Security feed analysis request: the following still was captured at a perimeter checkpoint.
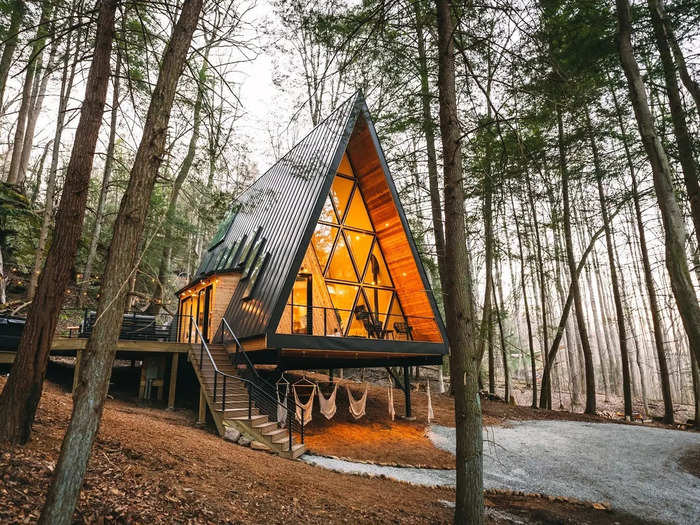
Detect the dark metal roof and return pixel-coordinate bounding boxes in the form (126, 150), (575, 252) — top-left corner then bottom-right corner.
(194, 91), (361, 339)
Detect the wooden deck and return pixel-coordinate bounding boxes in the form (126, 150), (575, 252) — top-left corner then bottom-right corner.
(50, 337), (191, 353)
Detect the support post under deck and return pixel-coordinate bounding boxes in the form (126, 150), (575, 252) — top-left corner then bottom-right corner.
(403, 365), (411, 418)
(197, 385), (206, 425)
(168, 352), (179, 409)
(72, 349), (82, 393)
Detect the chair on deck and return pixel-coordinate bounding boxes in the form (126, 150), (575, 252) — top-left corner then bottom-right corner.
(393, 321), (413, 341)
(354, 305), (391, 339)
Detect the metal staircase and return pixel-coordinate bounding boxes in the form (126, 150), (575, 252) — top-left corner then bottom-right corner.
(186, 317), (306, 459)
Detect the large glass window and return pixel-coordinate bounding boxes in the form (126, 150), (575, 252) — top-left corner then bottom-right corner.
(283, 151), (414, 339)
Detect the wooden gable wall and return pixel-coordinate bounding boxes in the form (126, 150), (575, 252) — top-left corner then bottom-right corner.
(346, 116), (443, 343)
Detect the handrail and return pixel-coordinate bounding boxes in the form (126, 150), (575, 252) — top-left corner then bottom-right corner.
(219, 317), (306, 440)
(188, 315), (304, 448)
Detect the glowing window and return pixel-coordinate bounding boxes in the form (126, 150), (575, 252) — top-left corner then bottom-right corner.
(311, 223), (338, 272)
(344, 188), (373, 231)
(329, 175), (353, 222)
(326, 233), (357, 282)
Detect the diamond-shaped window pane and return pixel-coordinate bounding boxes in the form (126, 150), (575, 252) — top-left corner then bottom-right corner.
(338, 153), (354, 177)
(319, 195), (338, 223)
(326, 233), (358, 281)
(311, 224), (338, 271)
(364, 287), (393, 327)
(345, 188), (373, 231)
(326, 282), (358, 334)
(346, 231), (373, 278)
(330, 175), (354, 222)
(347, 290), (369, 337)
(363, 243), (392, 287)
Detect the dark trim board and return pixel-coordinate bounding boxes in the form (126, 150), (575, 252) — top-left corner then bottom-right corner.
(267, 333), (447, 355)
(278, 355), (442, 370)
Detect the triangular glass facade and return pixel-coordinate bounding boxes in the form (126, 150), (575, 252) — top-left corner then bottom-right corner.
(285, 152), (406, 338)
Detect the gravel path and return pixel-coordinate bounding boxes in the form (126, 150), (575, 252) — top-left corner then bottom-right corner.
(304, 420), (700, 524)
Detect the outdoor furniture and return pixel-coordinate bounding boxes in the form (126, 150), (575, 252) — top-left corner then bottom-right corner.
(355, 305), (391, 339)
(393, 322), (413, 340)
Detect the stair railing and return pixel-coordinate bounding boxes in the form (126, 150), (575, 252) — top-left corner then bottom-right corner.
(219, 317), (305, 447)
(188, 316), (304, 450)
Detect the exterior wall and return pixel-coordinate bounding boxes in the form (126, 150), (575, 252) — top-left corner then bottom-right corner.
(177, 273), (241, 341)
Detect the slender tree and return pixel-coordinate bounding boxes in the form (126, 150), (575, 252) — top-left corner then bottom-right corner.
(0, 0), (117, 444)
(39, 2), (203, 522)
(435, 0), (483, 521)
(616, 0), (700, 368)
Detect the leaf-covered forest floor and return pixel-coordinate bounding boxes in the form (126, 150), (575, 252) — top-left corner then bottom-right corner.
(0, 369), (663, 524)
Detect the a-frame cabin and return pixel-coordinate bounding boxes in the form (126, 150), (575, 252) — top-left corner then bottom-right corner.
(177, 91), (446, 367)
(175, 92), (447, 456)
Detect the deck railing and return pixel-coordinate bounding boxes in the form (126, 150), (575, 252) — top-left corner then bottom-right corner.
(186, 315), (304, 449)
(220, 317), (305, 444)
(281, 303), (436, 341)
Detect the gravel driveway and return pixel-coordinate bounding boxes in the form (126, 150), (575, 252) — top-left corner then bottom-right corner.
(304, 420), (700, 524)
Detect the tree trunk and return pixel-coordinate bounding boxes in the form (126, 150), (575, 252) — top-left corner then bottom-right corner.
(30, 139), (52, 206)
(0, 0), (24, 115)
(493, 263), (510, 402)
(435, 1), (483, 521)
(80, 49), (122, 307)
(549, 201), (581, 409)
(556, 108), (596, 414)
(616, 0), (700, 368)
(6, 2), (52, 186)
(659, 3), (700, 114)
(17, 38), (58, 188)
(609, 82), (674, 423)
(647, 0), (700, 249)
(27, 21), (83, 301)
(585, 108), (632, 418)
(524, 167), (549, 400)
(511, 190), (537, 406)
(0, 0), (116, 444)
(39, 3), (202, 523)
(149, 49), (208, 312)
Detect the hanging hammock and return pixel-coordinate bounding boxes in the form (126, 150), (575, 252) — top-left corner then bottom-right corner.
(346, 383), (368, 420)
(426, 378), (434, 424)
(293, 382), (316, 425)
(276, 374), (290, 427)
(317, 383), (338, 420)
(388, 382), (395, 421)
(277, 383), (289, 427)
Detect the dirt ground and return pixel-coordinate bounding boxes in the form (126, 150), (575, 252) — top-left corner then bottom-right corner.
(296, 371), (611, 469)
(0, 372), (657, 524)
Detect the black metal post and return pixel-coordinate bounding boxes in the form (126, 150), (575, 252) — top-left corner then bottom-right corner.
(248, 390), (252, 420)
(403, 365), (412, 418)
(222, 375), (226, 411)
(214, 373), (217, 403)
(329, 368), (334, 383)
(301, 409), (304, 443)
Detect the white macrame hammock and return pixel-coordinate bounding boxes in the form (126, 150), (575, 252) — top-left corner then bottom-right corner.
(277, 383), (288, 427)
(346, 384), (368, 420)
(426, 378), (434, 423)
(318, 383), (338, 420)
(293, 384), (316, 425)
